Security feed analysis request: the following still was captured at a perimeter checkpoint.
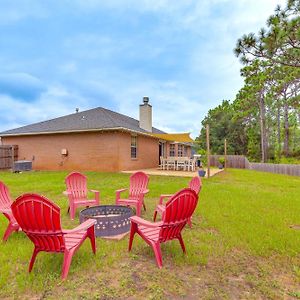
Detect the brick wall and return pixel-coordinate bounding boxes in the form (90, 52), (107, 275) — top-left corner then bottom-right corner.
(2, 131), (160, 172)
(118, 132), (159, 170)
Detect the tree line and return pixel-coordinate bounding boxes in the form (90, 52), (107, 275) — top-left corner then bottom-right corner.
(197, 0), (300, 163)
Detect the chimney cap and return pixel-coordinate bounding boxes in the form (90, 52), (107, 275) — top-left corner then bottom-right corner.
(143, 96), (149, 104)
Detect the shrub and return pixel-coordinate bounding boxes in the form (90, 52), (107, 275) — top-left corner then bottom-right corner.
(218, 156), (225, 165)
(197, 149), (207, 167)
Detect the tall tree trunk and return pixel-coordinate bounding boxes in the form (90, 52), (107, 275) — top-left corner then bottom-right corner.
(283, 97), (290, 156)
(277, 105), (281, 158)
(259, 91), (268, 162)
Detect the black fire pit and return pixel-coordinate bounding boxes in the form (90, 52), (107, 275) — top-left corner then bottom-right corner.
(79, 205), (133, 237)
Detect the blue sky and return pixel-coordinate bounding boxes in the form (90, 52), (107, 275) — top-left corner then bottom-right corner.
(0, 0), (286, 137)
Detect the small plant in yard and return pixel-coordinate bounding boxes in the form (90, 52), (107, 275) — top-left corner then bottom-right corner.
(196, 149), (207, 177)
(218, 156), (225, 169)
(197, 149), (207, 168)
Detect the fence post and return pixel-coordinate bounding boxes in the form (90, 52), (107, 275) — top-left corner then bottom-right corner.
(11, 146), (15, 169)
(224, 139), (227, 170)
(206, 124), (210, 178)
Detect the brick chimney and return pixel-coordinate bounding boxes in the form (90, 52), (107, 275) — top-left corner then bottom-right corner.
(139, 96), (152, 132)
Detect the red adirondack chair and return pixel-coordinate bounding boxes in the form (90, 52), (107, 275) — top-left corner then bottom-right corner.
(115, 171), (149, 216)
(153, 176), (202, 227)
(11, 193), (97, 279)
(64, 172), (100, 220)
(0, 181), (20, 241)
(129, 188), (198, 268)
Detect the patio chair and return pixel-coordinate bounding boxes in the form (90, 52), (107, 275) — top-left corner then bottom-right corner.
(186, 157), (197, 171)
(115, 171), (149, 217)
(64, 172), (100, 220)
(176, 157), (189, 171)
(129, 188), (198, 268)
(153, 176), (202, 227)
(11, 193), (97, 279)
(0, 181), (20, 241)
(166, 157), (176, 170)
(159, 156), (166, 170)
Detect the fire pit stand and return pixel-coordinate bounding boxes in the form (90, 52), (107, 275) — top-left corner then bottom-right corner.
(79, 205), (133, 237)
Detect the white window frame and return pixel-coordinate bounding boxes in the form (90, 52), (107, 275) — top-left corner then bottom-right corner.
(131, 135), (138, 159)
(184, 145), (188, 157)
(178, 144), (184, 157)
(169, 144), (175, 157)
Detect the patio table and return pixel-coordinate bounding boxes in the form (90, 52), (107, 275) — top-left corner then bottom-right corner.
(162, 157), (196, 171)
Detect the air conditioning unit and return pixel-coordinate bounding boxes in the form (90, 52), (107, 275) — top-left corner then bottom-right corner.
(13, 160), (32, 172)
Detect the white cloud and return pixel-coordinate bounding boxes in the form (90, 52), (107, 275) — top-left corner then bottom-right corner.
(0, 72), (46, 100)
(0, 0), (48, 24)
(0, 83), (89, 131)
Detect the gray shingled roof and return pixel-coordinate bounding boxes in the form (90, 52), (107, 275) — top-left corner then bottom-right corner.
(0, 107), (165, 136)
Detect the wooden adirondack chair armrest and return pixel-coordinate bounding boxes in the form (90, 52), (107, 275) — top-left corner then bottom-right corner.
(130, 216), (162, 228)
(141, 189), (149, 195)
(115, 188), (128, 198)
(63, 191), (72, 196)
(90, 189), (100, 203)
(0, 208), (11, 214)
(158, 194), (173, 205)
(116, 188), (127, 193)
(63, 219), (97, 234)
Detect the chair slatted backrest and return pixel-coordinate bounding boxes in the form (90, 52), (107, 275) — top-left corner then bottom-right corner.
(11, 194), (65, 252)
(159, 188), (198, 242)
(0, 181), (12, 210)
(159, 156), (165, 166)
(168, 157), (176, 162)
(129, 172), (149, 199)
(189, 177), (202, 194)
(179, 156), (189, 162)
(65, 172), (87, 200)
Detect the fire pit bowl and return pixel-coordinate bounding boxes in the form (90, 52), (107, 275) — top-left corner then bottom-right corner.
(79, 205), (134, 237)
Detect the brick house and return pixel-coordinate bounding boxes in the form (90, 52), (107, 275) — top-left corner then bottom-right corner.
(0, 97), (192, 172)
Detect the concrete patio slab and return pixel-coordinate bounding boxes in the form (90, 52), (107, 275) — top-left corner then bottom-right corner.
(121, 168), (224, 178)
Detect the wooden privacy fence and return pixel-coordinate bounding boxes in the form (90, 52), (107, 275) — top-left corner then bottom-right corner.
(209, 155), (247, 169)
(210, 154), (300, 177)
(0, 145), (18, 169)
(247, 162), (300, 177)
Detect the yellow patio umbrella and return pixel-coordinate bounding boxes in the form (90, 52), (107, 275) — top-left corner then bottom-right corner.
(151, 133), (194, 143)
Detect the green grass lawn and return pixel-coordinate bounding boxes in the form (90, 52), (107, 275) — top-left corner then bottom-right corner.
(0, 169), (300, 299)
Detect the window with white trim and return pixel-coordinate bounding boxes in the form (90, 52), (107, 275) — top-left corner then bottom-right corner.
(131, 135), (137, 158)
(178, 144), (184, 157)
(169, 144), (175, 157)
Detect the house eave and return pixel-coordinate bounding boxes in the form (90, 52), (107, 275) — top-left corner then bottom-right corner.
(0, 127), (161, 139)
